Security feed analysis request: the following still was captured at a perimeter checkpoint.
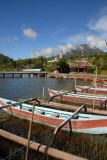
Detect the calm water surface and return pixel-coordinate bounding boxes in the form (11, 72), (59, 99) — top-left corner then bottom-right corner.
(0, 76), (92, 101)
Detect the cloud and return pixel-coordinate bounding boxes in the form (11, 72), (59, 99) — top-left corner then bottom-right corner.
(56, 27), (68, 34)
(23, 28), (37, 39)
(58, 44), (75, 54)
(31, 47), (59, 58)
(87, 35), (107, 48)
(86, 6), (107, 49)
(62, 32), (87, 44)
(88, 16), (107, 32)
(1, 36), (18, 42)
(31, 43), (80, 58)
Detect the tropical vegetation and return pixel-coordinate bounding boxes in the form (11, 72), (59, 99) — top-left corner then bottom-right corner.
(0, 52), (107, 74)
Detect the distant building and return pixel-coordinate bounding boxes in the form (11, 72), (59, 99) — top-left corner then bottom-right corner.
(54, 66), (61, 73)
(47, 57), (58, 64)
(60, 51), (63, 59)
(77, 62), (93, 73)
(68, 62), (93, 73)
(23, 68), (45, 72)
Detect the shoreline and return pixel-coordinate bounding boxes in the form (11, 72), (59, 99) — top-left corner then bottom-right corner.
(47, 72), (107, 79)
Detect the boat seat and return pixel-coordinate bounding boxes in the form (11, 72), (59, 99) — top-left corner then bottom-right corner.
(29, 109), (32, 112)
(7, 101), (12, 104)
(37, 110), (45, 115)
(52, 113), (59, 118)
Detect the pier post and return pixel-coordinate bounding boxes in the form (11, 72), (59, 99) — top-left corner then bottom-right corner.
(38, 73), (40, 77)
(28, 74), (31, 77)
(20, 74), (23, 78)
(3, 74), (6, 78)
(12, 73), (15, 78)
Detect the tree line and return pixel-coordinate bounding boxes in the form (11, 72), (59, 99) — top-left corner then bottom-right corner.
(0, 52), (107, 74)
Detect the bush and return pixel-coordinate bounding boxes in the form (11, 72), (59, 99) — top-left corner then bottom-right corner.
(88, 67), (96, 73)
(45, 66), (54, 72)
(57, 59), (70, 73)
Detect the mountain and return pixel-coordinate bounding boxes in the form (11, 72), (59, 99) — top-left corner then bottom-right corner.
(63, 44), (104, 58)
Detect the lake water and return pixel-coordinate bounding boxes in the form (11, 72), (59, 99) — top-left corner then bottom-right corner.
(0, 76), (92, 101)
(0, 76), (107, 160)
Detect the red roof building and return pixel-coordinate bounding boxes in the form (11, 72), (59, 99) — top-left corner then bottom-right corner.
(69, 62), (94, 73)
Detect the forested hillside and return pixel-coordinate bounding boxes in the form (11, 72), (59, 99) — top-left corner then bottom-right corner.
(0, 52), (107, 74)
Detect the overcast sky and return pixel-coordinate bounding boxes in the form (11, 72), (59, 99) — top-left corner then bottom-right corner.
(0, 0), (107, 59)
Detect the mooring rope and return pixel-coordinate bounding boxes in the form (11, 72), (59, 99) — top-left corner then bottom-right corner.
(3, 133), (54, 160)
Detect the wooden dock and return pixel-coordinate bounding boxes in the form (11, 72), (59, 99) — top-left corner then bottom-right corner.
(0, 71), (47, 78)
(0, 129), (86, 160)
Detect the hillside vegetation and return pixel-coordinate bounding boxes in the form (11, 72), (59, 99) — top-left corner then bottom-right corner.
(0, 52), (107, 74)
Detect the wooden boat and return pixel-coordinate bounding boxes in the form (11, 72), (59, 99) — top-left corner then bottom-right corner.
(104, 81), (107, 85)
(48, 88), (107, 105)
(76, 85), (107, 94)
(92, 82), (107, 89)
(0, 97), (107, 134)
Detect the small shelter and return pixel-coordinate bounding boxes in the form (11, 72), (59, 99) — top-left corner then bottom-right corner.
(77, 62), (93, 73)
(69, 62), (93, 73)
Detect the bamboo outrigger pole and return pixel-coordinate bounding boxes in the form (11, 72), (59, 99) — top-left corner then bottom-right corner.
(0, 129), (85, 160)
(93, 67), (97, 109)
(48, 89), (76, 103)
(0, 97), (40, 110)
(43, 86), (44, 102)
(75, 78), (76, 91)
(45, 104), (87, 154)
(25, 101), (36, 160)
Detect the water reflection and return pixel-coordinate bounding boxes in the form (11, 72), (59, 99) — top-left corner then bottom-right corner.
(0, 77), (92, 101)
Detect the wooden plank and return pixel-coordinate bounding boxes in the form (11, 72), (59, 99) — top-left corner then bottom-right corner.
(0, 129), (86, 160)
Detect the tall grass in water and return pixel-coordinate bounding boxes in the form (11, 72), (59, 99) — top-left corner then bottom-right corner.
(0, 115), (107, 160)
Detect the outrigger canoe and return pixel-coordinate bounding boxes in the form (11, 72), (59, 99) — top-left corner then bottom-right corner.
(0, 97), (107, 134)
(92, 83), (107, 89)
(76, 85), (107, 94)
(48, 89), (107, 105)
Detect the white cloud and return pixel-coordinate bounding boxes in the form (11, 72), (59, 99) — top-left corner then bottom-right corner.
(87, 35), (107, 48)
(2, 36), (18, 42)
(86, 6), (107, 49)
(31, 47), (59, 58)
(88, 16), (107, 32)
(23, 28), (37, 39)
(56, 27), (67, 34)
(58, 44), (75, 54)
(31, 44), (79, 58)
(62, 31), (88, 44)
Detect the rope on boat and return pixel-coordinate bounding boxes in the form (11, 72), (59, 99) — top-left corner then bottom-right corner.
(3, 133), (54, 160)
